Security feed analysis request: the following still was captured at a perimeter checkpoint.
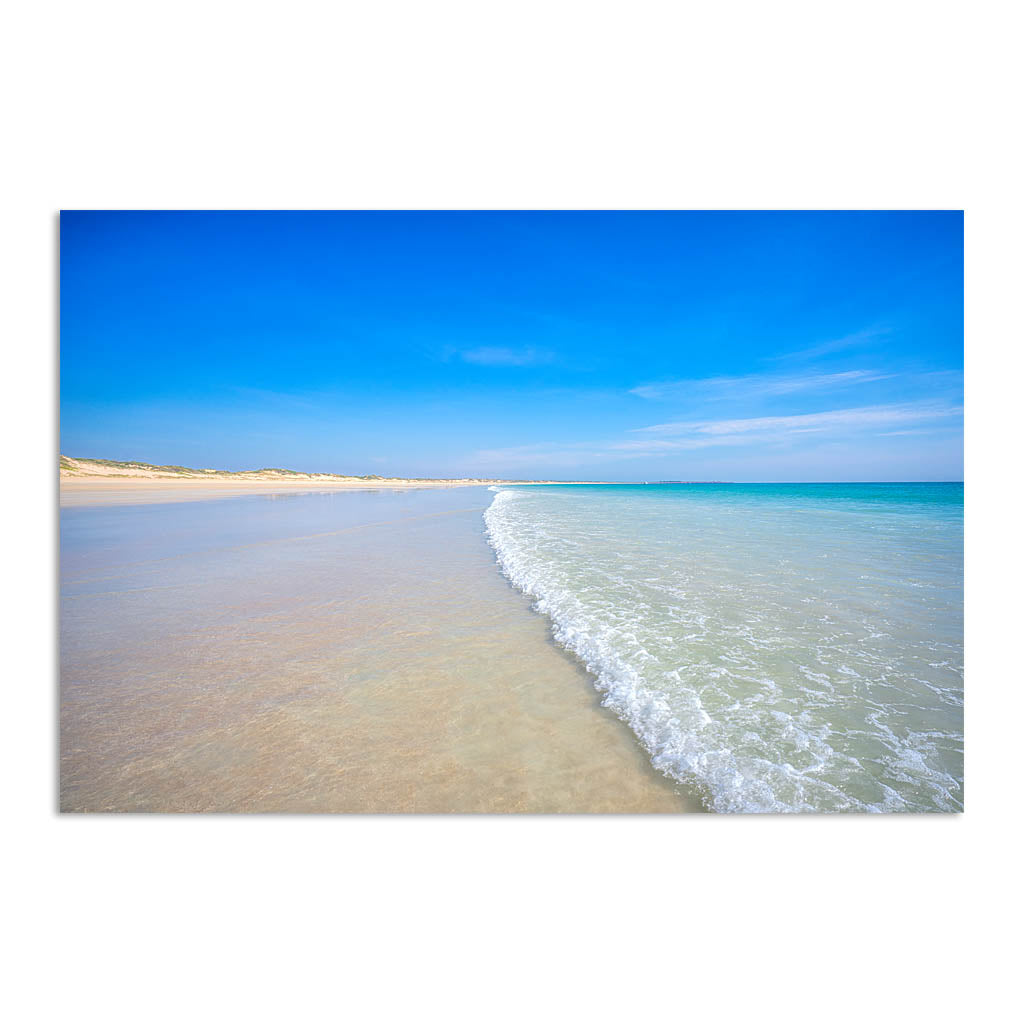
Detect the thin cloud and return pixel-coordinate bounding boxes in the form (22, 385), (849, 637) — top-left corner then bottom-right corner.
(469, 440), (620, 469)
(460, 346), (554, 367)
(772, 325), (892, 362)
(630, 369), (888, 401)
(634, 401), (962, 437)
(469, 400), (963, 469)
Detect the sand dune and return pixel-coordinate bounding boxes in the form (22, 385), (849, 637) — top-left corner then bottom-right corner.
(59, 456), (588, 506)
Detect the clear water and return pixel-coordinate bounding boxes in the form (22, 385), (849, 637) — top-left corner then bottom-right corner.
(60, 488), (695, 812)
(485, 483), (963, 813)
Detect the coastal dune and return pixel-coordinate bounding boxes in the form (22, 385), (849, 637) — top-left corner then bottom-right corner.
(59, 456), (594, 507)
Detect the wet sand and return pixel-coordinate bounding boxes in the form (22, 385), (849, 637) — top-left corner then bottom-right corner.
(60, 476), (525, 507)
(60, 487), (700, 812)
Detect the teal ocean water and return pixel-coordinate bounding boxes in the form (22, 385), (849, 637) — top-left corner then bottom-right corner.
(485, 483), (964, 812)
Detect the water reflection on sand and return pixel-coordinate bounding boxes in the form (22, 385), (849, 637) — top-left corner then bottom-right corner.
(60, 487), (697, 812)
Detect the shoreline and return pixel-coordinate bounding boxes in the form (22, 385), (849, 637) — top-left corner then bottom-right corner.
(60, 486), (701, 812)
(60, 476), (500, 507)
(58, 458), (610, 507)
(57, 456), (727, 507)
(59, 476), (598, 507)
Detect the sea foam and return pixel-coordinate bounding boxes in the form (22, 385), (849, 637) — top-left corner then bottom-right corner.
(484, 484), (964, 813)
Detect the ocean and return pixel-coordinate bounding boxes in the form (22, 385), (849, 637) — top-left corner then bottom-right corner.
(485, 482), (964, 813)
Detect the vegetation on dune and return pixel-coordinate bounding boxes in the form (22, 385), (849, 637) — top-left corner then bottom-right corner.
(62, 455), (203, 474)
(59, 455), (549, 483)
(61, 456), (410, 481)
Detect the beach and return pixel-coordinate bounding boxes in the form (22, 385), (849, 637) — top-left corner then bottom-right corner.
(59, 476), (513, 506)
(60, 476), (963, 813)
(58, 458), (606, 509)
(58, 456), (590, 507)
(60, 482), (698, 812)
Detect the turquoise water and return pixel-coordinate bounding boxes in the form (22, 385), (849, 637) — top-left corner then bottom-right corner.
(485, 483), (963, 812)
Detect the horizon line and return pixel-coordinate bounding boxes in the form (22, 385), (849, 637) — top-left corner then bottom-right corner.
(58, 455), (963, 486)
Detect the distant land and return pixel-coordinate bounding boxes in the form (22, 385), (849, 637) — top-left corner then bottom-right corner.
(57, 457), (616, 507)
(58, 455), (591, 484)
(57, 459), (734, 507)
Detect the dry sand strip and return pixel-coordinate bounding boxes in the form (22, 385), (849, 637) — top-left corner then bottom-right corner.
(59, 456), (603, 507)
(60, 476), (520, 507)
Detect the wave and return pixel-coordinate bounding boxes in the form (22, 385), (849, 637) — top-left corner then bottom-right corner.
(483, 488), (963, 813)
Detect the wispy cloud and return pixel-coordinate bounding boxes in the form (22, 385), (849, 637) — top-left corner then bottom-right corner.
(630, 369), (888, 401)
(634, 401), (962, 438)
(772, 325), (892, 362)
(469, 440), (615, 469)
(469, 400), (962, 469)
(459, 346), (554, 367)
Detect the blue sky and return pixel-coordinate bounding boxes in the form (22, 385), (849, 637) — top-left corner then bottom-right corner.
(60, 211), (963, 481)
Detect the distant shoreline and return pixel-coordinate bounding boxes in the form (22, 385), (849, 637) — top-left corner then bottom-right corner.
(58, 455), (610, 507)
(58, 454), (597, 485)
(57, 457), (742, 507)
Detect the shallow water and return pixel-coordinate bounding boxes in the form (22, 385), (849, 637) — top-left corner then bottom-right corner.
(60, 487), (694, 812)
(485, 483), (964, 812)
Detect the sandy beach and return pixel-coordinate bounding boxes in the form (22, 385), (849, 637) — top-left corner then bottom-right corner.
(59, 476), (508, 506)
(59, 457), (596, 507)
(60, 484), (699, 812)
